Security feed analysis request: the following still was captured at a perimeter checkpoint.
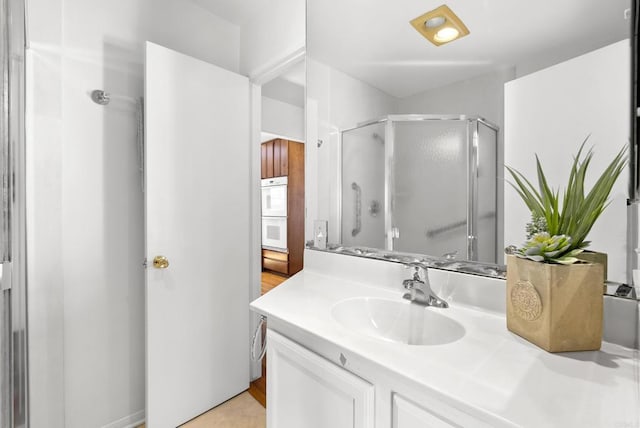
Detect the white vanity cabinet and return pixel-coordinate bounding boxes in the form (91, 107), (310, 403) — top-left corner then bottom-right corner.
(267, 329), (500, 428)
(253, 252), (640, 428)
(267, 329), (375, 428)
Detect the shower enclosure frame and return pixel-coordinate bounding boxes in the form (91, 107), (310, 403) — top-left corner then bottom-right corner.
(339, 114), (499, 262)
(0, 0), (28, 426)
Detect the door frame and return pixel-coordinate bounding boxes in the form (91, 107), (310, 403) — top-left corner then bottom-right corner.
(248, 47), (305, 380)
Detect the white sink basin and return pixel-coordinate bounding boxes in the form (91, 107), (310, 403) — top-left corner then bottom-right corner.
(331, 297), (465, 346)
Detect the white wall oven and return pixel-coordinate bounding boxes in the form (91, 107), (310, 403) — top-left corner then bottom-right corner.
(261, 177), (288, 250)
(261, 177), (287, 217)
(262, 217), (288, 250)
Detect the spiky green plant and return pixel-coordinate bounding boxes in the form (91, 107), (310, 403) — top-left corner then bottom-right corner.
(506, 137), (628, 264)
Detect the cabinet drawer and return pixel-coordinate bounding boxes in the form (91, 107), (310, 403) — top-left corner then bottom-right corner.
(262, 249), (289, 262)
(392, 394), (496, 428)
(263, 257), (289, 274)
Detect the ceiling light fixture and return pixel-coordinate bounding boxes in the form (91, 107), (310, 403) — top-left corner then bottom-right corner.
(410, 5), (470, 47)
(434, 27), (460, 43)
(425, 16), (446, 28)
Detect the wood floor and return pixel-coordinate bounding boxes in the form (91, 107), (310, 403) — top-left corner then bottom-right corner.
(260, 271), (288, 295)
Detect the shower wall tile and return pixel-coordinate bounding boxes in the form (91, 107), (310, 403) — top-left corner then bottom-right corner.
(26, 47), (66, 428)
(60, 56), (145, 428)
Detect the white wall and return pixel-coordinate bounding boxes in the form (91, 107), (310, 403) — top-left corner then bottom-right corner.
(504, 40), (630, 283)
(239, 0), (305, 77)
(261, 97), (304, 142)
(26, 1), (241, 427)
(306, 57), (398, 243)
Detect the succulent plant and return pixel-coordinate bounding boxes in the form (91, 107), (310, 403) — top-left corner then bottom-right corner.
(516, 233), (584, 264)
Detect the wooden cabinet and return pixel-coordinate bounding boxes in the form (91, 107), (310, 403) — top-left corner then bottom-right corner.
(262, 249), (288, 275)
(261, 139), (290, 179)
(267, 330), (375, 428)
(261, 139), (305, 276)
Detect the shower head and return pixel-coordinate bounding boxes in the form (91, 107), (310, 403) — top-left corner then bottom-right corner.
(372, 133), (385, 144)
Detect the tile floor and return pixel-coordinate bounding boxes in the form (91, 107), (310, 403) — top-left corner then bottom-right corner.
(138, 271), (287, 427)
(138, 392), (265, 428)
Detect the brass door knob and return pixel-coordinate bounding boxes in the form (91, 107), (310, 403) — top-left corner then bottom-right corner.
(153, 256), (169, 269)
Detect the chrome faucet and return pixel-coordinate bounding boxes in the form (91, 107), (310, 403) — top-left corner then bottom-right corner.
(402, 265), (449, 308)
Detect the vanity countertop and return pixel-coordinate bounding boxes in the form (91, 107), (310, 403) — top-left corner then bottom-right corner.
(251, 251), (640, 428)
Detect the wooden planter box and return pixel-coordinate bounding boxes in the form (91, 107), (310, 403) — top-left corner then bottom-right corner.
(576, 250), (608, 291)
(506, 255), (604, 352)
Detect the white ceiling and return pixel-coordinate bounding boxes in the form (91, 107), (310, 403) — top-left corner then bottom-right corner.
(279, 60), (306, 87)
(308, 0), (631, 98)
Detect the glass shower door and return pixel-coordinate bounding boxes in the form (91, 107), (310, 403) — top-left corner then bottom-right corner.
(391, 120), (468, 258)
(341, 122), (386, 248)
(1, 0), (27, 426)
(476, 121), (498, 263)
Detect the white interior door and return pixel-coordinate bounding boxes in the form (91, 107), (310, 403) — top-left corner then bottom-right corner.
(144, 42), (250, 428)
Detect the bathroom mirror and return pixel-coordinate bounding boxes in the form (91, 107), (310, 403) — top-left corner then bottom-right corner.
(305, 0), (636, 288)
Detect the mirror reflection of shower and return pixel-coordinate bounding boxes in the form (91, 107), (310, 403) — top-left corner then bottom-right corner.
(340, 115), (498, 263)
(341, 122), (387, 249)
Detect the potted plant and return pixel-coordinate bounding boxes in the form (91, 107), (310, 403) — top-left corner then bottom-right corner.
(505, 138), (627, 352)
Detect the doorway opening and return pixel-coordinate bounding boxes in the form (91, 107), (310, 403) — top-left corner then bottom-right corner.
(249, 55), (306, 408)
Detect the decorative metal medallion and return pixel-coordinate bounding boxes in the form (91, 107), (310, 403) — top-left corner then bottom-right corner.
(511, 280), (542, 321)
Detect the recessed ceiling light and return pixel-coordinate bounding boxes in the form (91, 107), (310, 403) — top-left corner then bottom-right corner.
(434, 27), (460, 43)
(410, 5), (470, 47)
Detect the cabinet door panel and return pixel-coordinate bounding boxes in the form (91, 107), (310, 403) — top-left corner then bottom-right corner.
(273, 139), (282, 177)
(261, 143), (268, 179)
(267, 330), (374, 428)
(266, 141), (274, 178)
(393, 394), (495, 428)
(279, 139), (289, 176)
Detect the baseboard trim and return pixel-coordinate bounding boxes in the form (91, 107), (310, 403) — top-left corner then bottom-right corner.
(101, 410), (145, 428)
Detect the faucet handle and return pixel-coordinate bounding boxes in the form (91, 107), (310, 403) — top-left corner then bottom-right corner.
(402, 278), (415, 290)
(411, 264), (430, 282)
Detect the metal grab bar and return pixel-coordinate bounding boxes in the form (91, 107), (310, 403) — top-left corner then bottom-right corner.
(351, 182), (362, 237)
(251, 315), (267, 361)
(425, 212), (496, 238)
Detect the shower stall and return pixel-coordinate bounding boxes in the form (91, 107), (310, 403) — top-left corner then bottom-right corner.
(340, 115), (498, 263)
